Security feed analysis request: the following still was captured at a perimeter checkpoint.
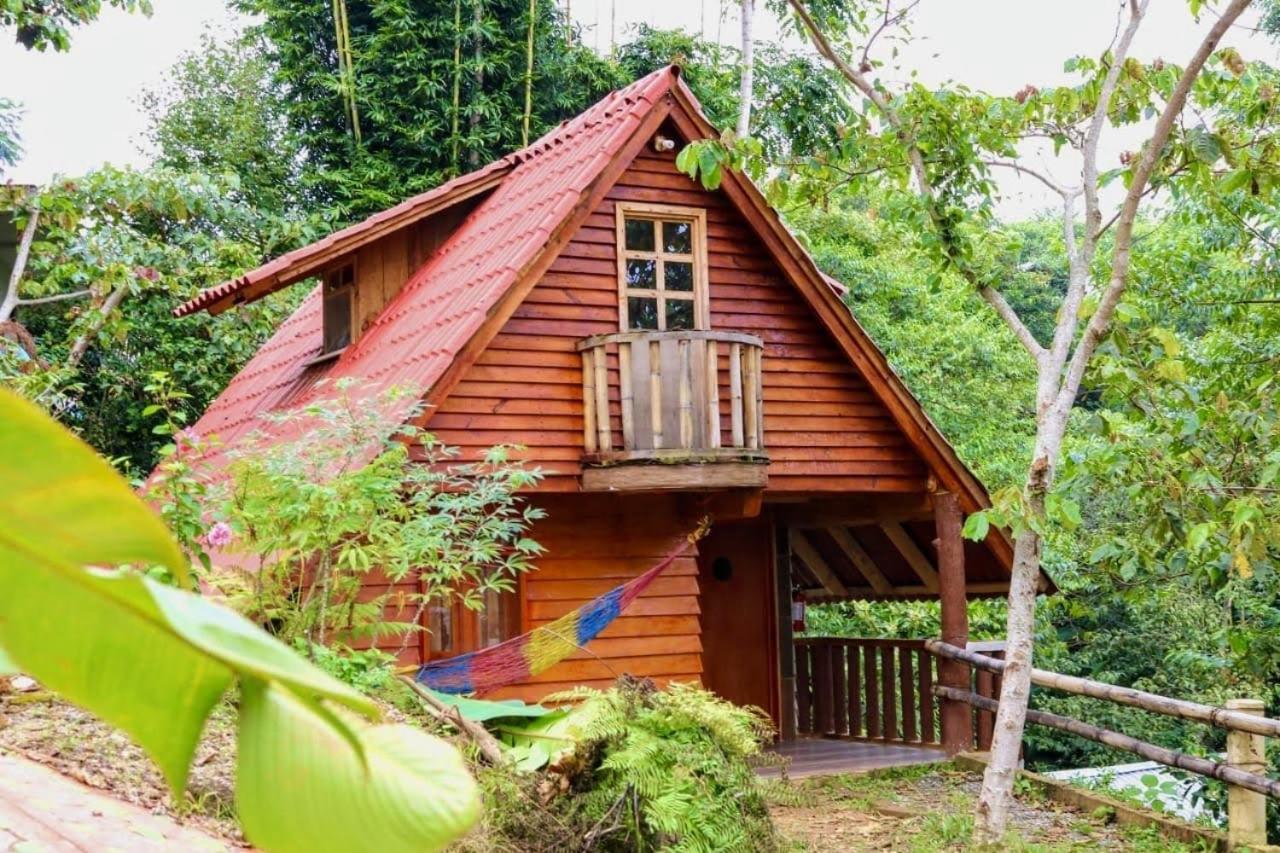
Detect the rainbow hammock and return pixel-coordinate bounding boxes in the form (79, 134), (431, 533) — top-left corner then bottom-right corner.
(414, 533), (699, 695)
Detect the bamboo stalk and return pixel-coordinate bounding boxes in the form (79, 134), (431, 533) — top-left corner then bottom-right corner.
(935, 686), (1280, 800)
(729, 342), (744, 446)
(618, 341), (634, 450)
(705, 339), (720, 449)
(678, 338), (693, 448)
(926, 640), (1280, 738)
(649, 339), (663, 449)
(593, 346), (610, 451)
(581, 350), (597, 453)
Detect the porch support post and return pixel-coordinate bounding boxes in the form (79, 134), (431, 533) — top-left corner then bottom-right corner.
(774, 522), (797, 741)
(935, 492), (973, 755)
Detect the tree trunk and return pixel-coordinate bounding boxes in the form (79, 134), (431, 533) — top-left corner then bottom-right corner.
(736, 0), (754, 138)
(0, 202), (38, 324)
(469, 0), (484, 168)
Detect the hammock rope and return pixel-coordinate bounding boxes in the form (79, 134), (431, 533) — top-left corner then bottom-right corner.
(416, 519), (709, 694)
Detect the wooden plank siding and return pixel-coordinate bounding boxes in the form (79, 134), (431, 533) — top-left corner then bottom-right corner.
(483, 494), (704, 703)
(421, 141), (930, 494)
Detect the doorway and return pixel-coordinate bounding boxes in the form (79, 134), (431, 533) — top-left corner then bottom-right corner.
(697, 519), (778, 724)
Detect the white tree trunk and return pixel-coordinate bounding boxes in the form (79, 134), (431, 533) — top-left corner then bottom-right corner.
(0, 202), (38, 324)
(736, 0), (754, 139)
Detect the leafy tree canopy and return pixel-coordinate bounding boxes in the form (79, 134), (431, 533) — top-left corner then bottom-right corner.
(1, 0), (150, 51)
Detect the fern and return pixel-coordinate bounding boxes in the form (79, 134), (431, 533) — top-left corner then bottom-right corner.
(560, 679), (778, 852)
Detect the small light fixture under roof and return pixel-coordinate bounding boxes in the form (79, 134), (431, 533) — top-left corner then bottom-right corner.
(653, 134), (676, 153)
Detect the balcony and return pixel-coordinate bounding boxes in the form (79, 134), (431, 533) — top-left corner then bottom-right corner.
(575, 330), (768, 491)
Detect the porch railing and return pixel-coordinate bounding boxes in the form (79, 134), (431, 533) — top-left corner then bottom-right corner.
(794, 637), (1003, 748)
(575, 330), (766, 460)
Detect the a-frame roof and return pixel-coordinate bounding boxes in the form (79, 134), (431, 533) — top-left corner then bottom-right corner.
(179, 65), (1018, 571)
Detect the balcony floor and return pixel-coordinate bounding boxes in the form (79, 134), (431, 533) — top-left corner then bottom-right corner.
(757, 737), (946, 779)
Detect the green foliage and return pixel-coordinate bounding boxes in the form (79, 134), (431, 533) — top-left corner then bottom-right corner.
(140, 28), (306, 220)
(500, 680), (776, 852)
(1, 165), (312, 470)
(0, 0), (150, 51)
(182, 382), (544, 652)
(228, 0), (622, 219)
(0, 387), (480, 852)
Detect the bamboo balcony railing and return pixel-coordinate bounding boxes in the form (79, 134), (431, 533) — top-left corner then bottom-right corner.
(575, 330), (767, 463)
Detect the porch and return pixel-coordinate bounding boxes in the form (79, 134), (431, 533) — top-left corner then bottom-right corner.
(756, 638), (1005, 778)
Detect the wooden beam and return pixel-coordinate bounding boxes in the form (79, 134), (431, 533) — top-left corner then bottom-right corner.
(802, 582), (1009, 600)
(881, 522), (940, 592)
(826, 527), (892, 595)
(580, 462), (767, 492)
(770, 494), (933, 526)
(790, 530), (847, 596)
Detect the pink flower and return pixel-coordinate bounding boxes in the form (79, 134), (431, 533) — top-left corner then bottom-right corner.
(204, 522), (233, 548)
(175, 428), (200, 450)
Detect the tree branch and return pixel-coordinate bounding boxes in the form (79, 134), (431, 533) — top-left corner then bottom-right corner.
(981, 159), (1071, 198)
(792, 0), (1046, 362)
(66, 284), (128, 370)
(979, 285), (1047, 362)
(17, 289), (93, 307)
(0, 197), (39, 324)
(1059, 0), (1253, 410)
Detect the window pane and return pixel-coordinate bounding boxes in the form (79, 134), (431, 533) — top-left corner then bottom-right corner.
(628, 297), (659, 330)
(322, 288), (352, 353)
(428, 602), (453, 654)
(624, 218), (655, 251)
(626, 258), (657, 288)
(665, 261), (694, 292)
(666, 298), (694, 330)
(477, 589), (508, 648)
(663, 220), (692, 254)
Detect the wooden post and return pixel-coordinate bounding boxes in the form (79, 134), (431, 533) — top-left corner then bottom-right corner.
(649, 339), (663, 449)
(729, 342), (744, 446)
(618, 341), (634, 450)
(744, 346), (760, 450)
(935, 492), (973, 755)
(1227, 698), (1267, 849)
(592, 345), (610, 451)
(705, 339), (720, 448)
(581, 350), (597, 453)
(774, 524), (797, 741)
(678, 338), (693, 448)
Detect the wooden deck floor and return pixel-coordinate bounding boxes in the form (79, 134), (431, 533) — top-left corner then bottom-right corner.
(758, 737), (946, 779)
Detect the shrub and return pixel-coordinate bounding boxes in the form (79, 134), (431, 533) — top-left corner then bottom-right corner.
(152, 381), (544, 654)
(493, 678), (778, 852)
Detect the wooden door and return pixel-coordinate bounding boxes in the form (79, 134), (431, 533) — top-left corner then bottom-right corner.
(697, 520), (778, 723)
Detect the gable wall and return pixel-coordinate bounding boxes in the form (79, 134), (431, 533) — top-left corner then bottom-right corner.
(421, 142), (929, 494)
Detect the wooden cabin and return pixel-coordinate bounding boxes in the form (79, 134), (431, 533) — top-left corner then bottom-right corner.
(177, 66), (1050, 761)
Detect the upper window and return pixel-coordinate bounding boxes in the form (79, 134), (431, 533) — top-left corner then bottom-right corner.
(616, 203), (708, 332)
(321, 264), (355, 355)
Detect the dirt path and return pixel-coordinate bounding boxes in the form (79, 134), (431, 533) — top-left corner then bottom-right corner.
(767, 765), (1201, 852)
(0, 752), (234, 852)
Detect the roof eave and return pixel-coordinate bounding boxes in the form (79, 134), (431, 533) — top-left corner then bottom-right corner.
(173, 166), (511, 318)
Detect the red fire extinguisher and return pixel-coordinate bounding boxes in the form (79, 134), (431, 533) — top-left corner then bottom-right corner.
(791, 590), (807, 633)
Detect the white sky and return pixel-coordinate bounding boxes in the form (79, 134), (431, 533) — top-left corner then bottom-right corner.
(1, 1), (1274, 218)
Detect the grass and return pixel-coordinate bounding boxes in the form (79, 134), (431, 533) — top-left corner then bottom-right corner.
(766, 763), (1222, 852)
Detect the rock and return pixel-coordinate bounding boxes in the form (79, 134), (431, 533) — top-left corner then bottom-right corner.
(9, 676), (38, 693)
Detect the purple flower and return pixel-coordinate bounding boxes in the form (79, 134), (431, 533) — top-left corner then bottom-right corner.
(175, 428), (200, 449)
(204, 521), (233, 548)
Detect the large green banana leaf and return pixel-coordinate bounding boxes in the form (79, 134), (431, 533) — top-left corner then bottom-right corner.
(0, 389), (479, 851)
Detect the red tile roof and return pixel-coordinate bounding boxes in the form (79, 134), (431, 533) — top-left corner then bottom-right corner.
(186, 66), (678, 466)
